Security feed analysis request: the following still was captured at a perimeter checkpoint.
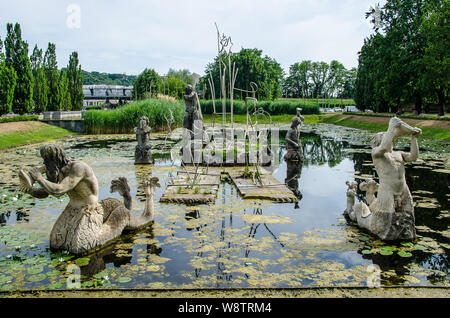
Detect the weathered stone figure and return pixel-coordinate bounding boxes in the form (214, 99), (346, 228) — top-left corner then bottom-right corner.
(183, 84), (202, 136)
(345, 117), (422, 241)
(135, 116), (154, 164)
(19, 144), (160, 255)
(284, 117), (304, 162)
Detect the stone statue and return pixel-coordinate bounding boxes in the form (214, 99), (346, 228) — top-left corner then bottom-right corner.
(183, 84), (202, 137)
(18, 144), (160, 255)
(135, 116), (154, 164)
(284, 117), (304, 162)
(344, 117), (422, 241)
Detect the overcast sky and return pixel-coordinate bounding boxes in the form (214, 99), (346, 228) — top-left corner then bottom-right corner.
(0, 0), (385, 76)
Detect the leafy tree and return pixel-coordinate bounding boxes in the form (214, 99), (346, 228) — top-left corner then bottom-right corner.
(310, 61), (329, 98)
(81, 71), (136, 86)
(420, 0), (449, 116)
(284, 61), (312, 98)
(166, 68), (195, 86)
(132, 68), (163, 100)
(0, 63), (17, 115)
(340, 68), (357, 99)
(4, 23), (33, 114)
(44, 43), (61, 111)
(326, 60), (347, 98)
(356, 0), (448, 114)
(30, 45), (48, 113)
(201, 48), (283, 101)
(66, 51), (84, 110)
(164, 74), (186, 99)
(0, 38), (17, 115)
(59, 71), (71, 111)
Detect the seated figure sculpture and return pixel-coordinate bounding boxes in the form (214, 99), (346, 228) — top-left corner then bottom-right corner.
(135, 116), (154, 164)
(345, 117), (422, 241)
(18, 144), (160, 255)
(284, 117), (304, 162)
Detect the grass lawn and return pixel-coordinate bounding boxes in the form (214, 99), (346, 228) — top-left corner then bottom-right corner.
(0, 123), (77, 150)
(203, 113), (449, 141)
(322, 114), (450, 141)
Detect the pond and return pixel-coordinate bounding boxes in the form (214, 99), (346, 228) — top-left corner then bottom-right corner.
(0, 123), (448, 291)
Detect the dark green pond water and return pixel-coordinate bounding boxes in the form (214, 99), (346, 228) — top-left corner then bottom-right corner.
(0, 124), (448, 291)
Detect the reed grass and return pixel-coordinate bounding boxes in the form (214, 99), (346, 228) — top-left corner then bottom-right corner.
(83, 99), (184, 134)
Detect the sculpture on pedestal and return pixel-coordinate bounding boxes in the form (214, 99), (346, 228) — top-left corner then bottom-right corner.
(344, 117), (422, 241)
(19, 144), (160, 255)
(284, 117), (304, 162)
(135, 116), (154, 164)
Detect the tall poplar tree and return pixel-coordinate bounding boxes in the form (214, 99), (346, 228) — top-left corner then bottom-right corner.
(44, 43), (61, 111)
(4, 23), (33, 114)
(30, 45), (48, 113)
(0, 37), (17, 115)
(66, 51), (84, 110)
(59, 70), (71, 111)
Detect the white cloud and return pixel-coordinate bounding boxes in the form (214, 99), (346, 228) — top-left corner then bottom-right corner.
(0, 0), (385, 75)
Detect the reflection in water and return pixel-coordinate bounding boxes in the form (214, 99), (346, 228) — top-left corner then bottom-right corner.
(301, 133), (347, 167)
(285, 161), (303, 209)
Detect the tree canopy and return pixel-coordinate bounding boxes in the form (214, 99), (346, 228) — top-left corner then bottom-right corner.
(201, 48), (284, 101)
(355, 0), (449, 115)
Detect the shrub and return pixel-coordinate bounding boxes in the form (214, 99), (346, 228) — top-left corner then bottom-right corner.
(0, 115), (38, 124)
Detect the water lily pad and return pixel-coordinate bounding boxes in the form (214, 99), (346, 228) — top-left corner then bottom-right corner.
(0, 284), (14, 291)
(0, 275), (12, 284)
(397, 251), (413, 258)
(82, 281), (94, 288)
(414, 244), (427, 251)
(358, 236), (370, 241)
(93, 271), (109, 280)
(380, 247), (394, 256)
(27, 273), (47, 282)
(46, 269), (61, 277)
(118, 276), (132, 283)
(361, 249), (372, 255)
(48, 281), (64, 290)
(401, 242), (414, 247)
(27, 266), (44, 275)
(75, 257), (90, 267)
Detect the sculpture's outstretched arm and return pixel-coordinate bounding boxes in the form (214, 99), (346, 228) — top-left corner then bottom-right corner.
(30, 164), (84, 197)
(24, 188), (50, 199)
(402, 135), (420, 163)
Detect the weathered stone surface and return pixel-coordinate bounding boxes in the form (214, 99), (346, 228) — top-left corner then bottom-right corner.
(160, 168), (220, 204)
(135, 116), (154, 164)
(19, 144), (159, 255)
(345, 117), (422, 241)
(160, 166), (298, 204)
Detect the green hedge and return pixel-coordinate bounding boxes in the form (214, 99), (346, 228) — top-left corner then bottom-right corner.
(83, 99), (184, 134)
(0, 115), (39, 124)
(199, 99), (320, 116)
(343, 112), (450, 121)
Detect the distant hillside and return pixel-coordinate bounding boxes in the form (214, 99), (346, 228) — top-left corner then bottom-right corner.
(82, 70), (137, 86)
